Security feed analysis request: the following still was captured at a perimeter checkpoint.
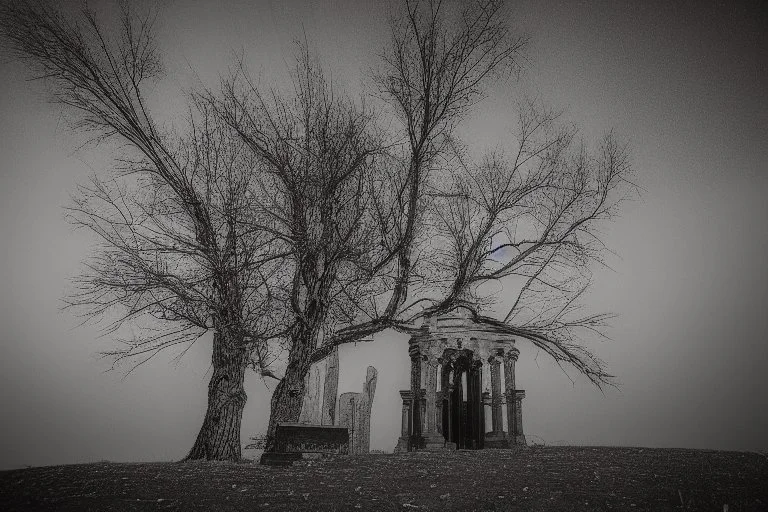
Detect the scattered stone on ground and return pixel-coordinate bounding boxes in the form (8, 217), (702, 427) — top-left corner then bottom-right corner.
(1, 447), (766, 511)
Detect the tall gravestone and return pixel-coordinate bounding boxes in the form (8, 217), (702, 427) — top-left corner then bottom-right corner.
(321, 348), (339, 425)
(299, 347), (339, 425)
(337, 366), (377, 454)
(356, 366), (377, 454)
(299, 364), (322, 424)
(338, 391), (361, 452)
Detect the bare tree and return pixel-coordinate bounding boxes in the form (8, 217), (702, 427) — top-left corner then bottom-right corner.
(1, 2), (290, 460)
(3, 0), (635, 462)
(319, 0), (636, 387)
(416, 100), (634, 385)
(209, 0), (533, 450)
(209, 45), (401, 449)
(245, 0), (631, 449)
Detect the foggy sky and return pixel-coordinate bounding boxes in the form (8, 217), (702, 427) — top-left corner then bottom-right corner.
(1, 0), (767, 470)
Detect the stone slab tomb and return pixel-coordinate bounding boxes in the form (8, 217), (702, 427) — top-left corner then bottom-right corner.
(259, 422), (349, 466)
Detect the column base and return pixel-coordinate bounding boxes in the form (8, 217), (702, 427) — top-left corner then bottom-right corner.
(394, 436), (410, 453)
(484, 431), (509, 448)
(512, 434), (527, 446)
(422, 432), (452, 451)
(409, 434), (424, 451)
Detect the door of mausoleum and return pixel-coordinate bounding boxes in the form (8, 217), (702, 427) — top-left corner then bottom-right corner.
(441, 349), (485, 449)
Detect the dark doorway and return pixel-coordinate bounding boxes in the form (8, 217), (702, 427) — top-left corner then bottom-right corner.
(441, 350), (484, 449)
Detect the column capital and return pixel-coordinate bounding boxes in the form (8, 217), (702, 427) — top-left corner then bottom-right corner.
(487, 352), (503, 364)
(421, 352), (442, 367)
(504, 346), (520, 361)
(441, 348), (458, 365)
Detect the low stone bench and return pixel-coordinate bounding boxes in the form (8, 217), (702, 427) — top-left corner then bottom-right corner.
(260, 423), (349, 466)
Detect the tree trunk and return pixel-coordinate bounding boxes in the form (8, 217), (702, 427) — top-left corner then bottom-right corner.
(264, 257), (333, 452)
(185, 331), (248, 461)
(263, 362), (307, 452)
(264, 322), (319, 452)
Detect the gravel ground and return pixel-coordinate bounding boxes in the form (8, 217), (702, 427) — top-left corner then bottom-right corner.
(1, 446), (766, 511)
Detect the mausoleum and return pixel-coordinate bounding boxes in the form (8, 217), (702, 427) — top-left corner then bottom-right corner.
(394, 311), (526, 452)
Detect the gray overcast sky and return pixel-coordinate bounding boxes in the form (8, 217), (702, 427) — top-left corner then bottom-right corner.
(1, 0), (767, 469)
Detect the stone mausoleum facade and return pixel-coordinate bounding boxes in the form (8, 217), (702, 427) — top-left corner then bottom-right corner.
(395, 311), (526, 452)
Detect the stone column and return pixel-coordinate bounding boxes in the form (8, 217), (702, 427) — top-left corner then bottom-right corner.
(393, 390), (411, 453)
(422, 354), (446, 450)
(424, 356), (438, 433)
(441, 357), (456, 450)
(408, 341), (423, 449)
(514, 390), (527, 445)
(490, 356), (503, 432)
(436, 387), (443, 435)
(401, 395), (409, 437)
(484, 352), (507, 448)
(471, 359), (485, 449)
(503, 346), (520, 444)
